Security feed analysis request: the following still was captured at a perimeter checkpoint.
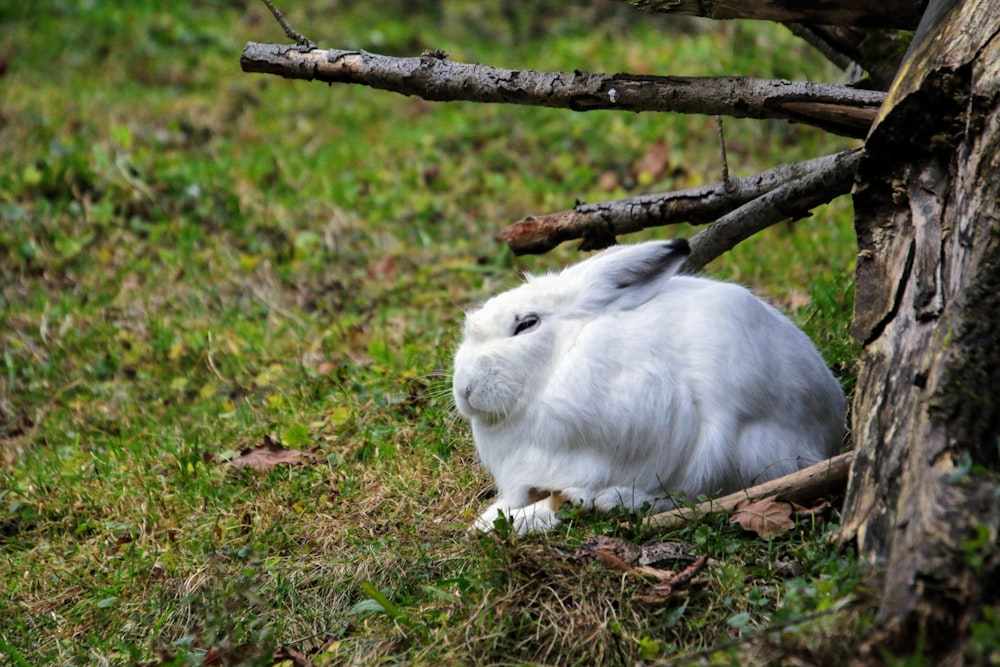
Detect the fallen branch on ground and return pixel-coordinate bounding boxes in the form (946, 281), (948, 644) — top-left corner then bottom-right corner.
(645, 451), (854, 531)
(240, 43), (885, 137)
(504, 149), (860, 255)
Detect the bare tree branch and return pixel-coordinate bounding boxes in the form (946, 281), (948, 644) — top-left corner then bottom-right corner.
(783, 23), (860, 72)
(783, 23), (912, 90)
(683, 148), (862, 272)
(503, 150), (859, 255)
(240, 43), (886, 137)
(644, 452), (854, 532)
(616, 0), (926, 29)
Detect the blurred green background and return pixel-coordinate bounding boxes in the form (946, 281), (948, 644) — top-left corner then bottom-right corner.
(0, 2), (862, 664)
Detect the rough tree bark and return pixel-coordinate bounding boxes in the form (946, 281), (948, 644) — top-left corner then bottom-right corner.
(840, 0), (1000, 660)
(782, 23), (912, 90)
(616, 0), (926, 28)
(240, 44), (883, 137)
(646, 452), (854, 531)
(614, 1), (919, 90)
(504, 149), (861, 255)
(682, 148), (862, 272)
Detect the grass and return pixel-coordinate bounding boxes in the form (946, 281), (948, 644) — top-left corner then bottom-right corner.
(2, 1), (870, 664)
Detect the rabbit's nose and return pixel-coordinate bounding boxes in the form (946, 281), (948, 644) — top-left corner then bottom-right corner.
(463, 384), (473, 400)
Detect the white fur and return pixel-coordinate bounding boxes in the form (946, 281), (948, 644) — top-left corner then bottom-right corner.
(452, 240), (846, 533)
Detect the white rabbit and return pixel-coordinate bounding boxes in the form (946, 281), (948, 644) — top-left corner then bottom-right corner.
(452, 239), (846, 534)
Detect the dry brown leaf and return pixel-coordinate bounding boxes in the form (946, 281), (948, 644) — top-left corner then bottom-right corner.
(201, 642), (268, 666)
(630, 565), (679, 582)
(570, 537), (709, 603)
(230, 434), (315, 471)
(592, 547), (635, 573)
(301, 350), (337, 376)
(636, 541), (699, 567)
(1, 408), (33, 470)
(634, 139), (672, 181)
(572, 535), (697, 567)
(773, 289), (812, 311)
(773, 556), (803, 578)
(572, 536), (700, 582)
(791, 499), (831, 517)
(597, 170), (619, 191)
(367, 255), (399, 280)
(730, 496), (795, 537)
(572, 535), (641, 566)
(634, 554), (709, 603)
(202, 646), (222, 666)
(272, 646), (314, 667)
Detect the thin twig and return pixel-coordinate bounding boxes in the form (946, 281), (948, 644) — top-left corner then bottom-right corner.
(715, 115), (736, 193)
(783, 23), (857, 71)
(260, 0), (315, 49)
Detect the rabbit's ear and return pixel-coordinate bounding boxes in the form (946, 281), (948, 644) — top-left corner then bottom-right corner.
(572, 239), (690, 312)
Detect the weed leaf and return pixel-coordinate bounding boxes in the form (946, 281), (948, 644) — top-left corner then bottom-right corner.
(355, 581), (412, 627)
(347, 598), (389, 616)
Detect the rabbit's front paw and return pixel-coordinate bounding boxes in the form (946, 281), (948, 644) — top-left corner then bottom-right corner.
(472, 500), (561, 534)
(471, 503), (506, 533)
(510, 503), (561, 534)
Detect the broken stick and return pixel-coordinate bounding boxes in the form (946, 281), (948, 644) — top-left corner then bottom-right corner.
(645, 451), (854, 531)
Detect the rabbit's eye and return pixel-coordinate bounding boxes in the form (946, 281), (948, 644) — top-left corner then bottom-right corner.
(512, 314), (540, 336)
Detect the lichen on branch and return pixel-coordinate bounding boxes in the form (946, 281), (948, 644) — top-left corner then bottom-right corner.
(240, 42), (886, 138)
(504, 150), (861, 255)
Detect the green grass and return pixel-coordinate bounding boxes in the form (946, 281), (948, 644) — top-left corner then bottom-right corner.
(2, 1), (868, 664)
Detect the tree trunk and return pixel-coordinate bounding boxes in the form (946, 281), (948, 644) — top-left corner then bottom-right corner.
(841, 0), (1000, 660)
(616, 0), (926, 29)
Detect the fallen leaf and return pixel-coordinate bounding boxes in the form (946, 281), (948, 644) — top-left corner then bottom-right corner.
(422, 164), (441, 185)
(630, 565), (682, 582)
(573, 535), (697, 566)
(773, 556), (803, 578)
(202, 646), (222, 666)
(1, 409), (33, 469)
(572, 535), (639, 566)
(597, 170), (619, 191)
(272, 646), (314, 667)
(791, 499), (831, 518)
(367, 255), (398, 280)
(730, 496), (795, 538)
(773, 289), (812, 311)
(635, 554), (709, 603)
(636, 540), (700, 567)
(592, 548), (634, 573)
(572, 536), (701, 582)
(229, 434), (315, 471)
(201, 642), (266, 666)
(633, 139), (672, 184)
